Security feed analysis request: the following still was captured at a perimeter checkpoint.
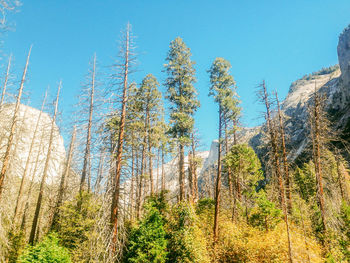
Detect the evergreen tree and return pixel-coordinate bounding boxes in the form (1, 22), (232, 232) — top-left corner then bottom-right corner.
(225, 144), (263, 221)
(136, 74), (163, 196)
(124, 196), (168, 263)
(208, 57), (239, 242)
(164, 37), (199, 202)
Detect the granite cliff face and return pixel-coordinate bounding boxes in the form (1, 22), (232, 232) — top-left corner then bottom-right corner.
(245, 25), (350, 164)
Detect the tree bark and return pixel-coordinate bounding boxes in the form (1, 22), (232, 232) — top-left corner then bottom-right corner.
(0, 47), (31, 199)
(80, 54), (96, 194)
(0, 54), (11, 109)
(213, 106), (223, 243)
(50, 126), (76, 230)
(179, 143), (185, 201)
(111, 25), (130, 252)
(29, 83), (60, 245)
(275, 92), (292, 214)
(13, 90), (47, 222)
(261, 81), (293, 263)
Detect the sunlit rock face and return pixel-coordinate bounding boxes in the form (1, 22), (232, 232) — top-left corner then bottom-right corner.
(0, 104), (66, 187)
(338, 25), (350, 89)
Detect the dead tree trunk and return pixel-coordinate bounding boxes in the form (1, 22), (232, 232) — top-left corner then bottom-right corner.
(13, 90), (47, 222)
(0, 47), (31, 199)
(50, 126), (76, 230)
(0, 54), (12, 109)
(80, 54), (96, 194)
(110, 25), (131, 252)
(261, 81), (293, 263)
(312, 89), (327, 233)
(275, 92), (292, 214)
(213, 105), (223, 243)
(29, 83), (60, 245)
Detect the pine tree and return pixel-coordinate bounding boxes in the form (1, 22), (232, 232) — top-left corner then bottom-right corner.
(208, 57), (239, 242)
(164, 37), (199, 202)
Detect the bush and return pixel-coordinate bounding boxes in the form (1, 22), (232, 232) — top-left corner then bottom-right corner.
(124, 195), (168, 263)
(167, 202), (210, 263)
(217, 221), (324, 263)
(17, 233), (71, 263)
(57, 191), (100, 262)
(249, 191), (281, 231)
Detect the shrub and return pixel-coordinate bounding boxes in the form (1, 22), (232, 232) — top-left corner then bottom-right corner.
(17, 233), (71, 263)
(124, 195), (168, 263)
(167, 202), (210, 263)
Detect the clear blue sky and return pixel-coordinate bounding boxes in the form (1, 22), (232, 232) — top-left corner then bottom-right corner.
(2, 0), (350, 149)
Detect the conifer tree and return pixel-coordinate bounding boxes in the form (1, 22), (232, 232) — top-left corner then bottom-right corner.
(136, 74), (163, 196)
(208, 57), (239, 242)
(164, 37), (199, 202)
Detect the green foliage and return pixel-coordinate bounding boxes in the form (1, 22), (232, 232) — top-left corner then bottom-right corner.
(249, 191), (282, 231)
(57, 191), (100, 261)
(195, 198), (215, 215)
(294, 162), (316, 202)
(17, 233), (71, 263)
(166, 202), (210, 263)
(124, 195), (168, 263)
(7, 230), (26, 263)
(164, 37), (199, 144)
(208, 57), (240, 122)
(339, 201), (350, 259)
(225, 144), (263, 200)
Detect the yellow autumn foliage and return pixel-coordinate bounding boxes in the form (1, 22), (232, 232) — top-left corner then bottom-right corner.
(216, 220), (324, 263)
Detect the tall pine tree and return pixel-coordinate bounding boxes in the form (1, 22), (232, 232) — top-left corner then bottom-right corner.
(164, 37), (199, 202)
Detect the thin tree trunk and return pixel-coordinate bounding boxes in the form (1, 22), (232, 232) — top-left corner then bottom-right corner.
(95, 151), (105, 193)
(148, 112), (154, 195)
(313, 89), (327, 233)
(161, 148), (165, 191)
(50, 126), (76, 230)
(191, 133), (198, 201)
(213, 106), (223, 243)
(29, 83), (60, 245)
(179, 143), (185, 201)
(0, 47), (31, 199)
(156, 148), (160, 193)
(80, 54), (96, 194)
(111, 25), (130, 252)
(336, 154), (347, 201)
(275, 92), (292, 214)
(21, 116), (47, 227)
(188, 150), (193, 202)
(13, 90), (47, 222)
(0, 54), (12, 109)
(130, 135), (135, 220)
(137, 141), (146, 220)
(262, 81), (293, 263)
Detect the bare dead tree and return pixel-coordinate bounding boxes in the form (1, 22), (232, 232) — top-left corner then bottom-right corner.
(50, 126), (76, 230)
(259, 80), (294, 263)
(13, 89), (47, 223)
(0, 46), (31, 199)
(110, 23), (136, 252)
(29, 83), (60, 245)
(80, 54), (96, 194)
(275, 91), (292, 214)
(0, 54), (11, 109)
(310, 86), (327, 234)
